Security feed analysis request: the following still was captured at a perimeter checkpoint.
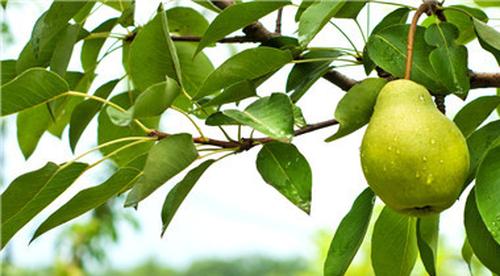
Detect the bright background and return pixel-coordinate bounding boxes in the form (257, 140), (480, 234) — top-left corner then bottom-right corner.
(1, 0), (498, 274)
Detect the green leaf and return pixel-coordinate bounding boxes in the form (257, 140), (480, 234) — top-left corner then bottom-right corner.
(98, 92), (158, 166)
(370, 8), (410, 35)
(363, 7), (411, 74)
(425, 23), (470, 96)
(1, 68), (69, 116)
(1, 59), (17, 84)
(72, 2), (95, 24)
(416, 215), (440, 276)
(474, 0), (500, 7)
(256, 142), (312, 213)
(195, 1), (290, 54)
(294, 0), (313, 22)
(50, 24), (81, 76)
(129, 12), (213, 95)
(159, 6), (183, 89)
(464, 189), (500, 273)
(203, 80), (257, 107)
(134, 79), (180, 118)
(16, 105), (50, 159)
(223, 93), (294, 141)
(371, 207), (418, 276)
(196, 47), (292, 98)
(325, 78), (387, 142)
(31, 1), (87, 58)
(298, 0), (346, 46)
(461, 238), (473, 272)
(205, 112), (241, 126)
(334, 1), (366, 19)
(466, 120), (500, 185)
(47, 72), (94, 138)
(125, 134), (198, 206)
(366, 24), (446, 93)
(475, 145), (500, 245)
(192, 0), (221, 13)
(81, 18), (117, 72)
(69, 79), (119, 152)
(287, 49), (344, 102)
(31, 167), (142, 241)
(167, 7), (209, 36)
(0, 162), (87, 248)
(117, 1), (134, 27)
(293, 105), (307, 128)
(161, 160), (215, 236)
(454, 96), (500, 138)
(106, 106), (133, 127)
(442, 6), (488, 45)
(324, 188), (375, 275)
(97, 0), (132, 11)
(474, 18), (500, 64)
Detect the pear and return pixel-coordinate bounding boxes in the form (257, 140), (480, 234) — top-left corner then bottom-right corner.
(360, 80), (469, 216)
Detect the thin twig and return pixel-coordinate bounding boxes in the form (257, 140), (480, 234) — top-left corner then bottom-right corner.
(405, 0), (439, 79)
(275, 8), (283, 34)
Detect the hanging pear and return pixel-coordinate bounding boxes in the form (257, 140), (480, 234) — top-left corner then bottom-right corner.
(360, 80), (470, 216)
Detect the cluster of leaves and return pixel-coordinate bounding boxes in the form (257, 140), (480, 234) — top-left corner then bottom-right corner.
(0, 0), (499, 275)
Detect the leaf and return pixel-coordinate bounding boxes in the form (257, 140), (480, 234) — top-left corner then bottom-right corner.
(366, 24), (446, 93)
(205, 112), (241, 126)
(294, 0), (313, 22)
(129, 12), (213, 95)
(443, 5), (488, 45)
(81, 18), (118, 72)
(98, 92), (158, 166)
(125, 134), (198, 206)
(106, 106), (133, 127)
(416, 215), (440, 276)
(256, 142), (312, 213)
(363, 7), (410, 74)
(195, 1), (290, 54)
(69, 79), (119, 152)
(30, 1), (87, 58)
(324, 188), (375, 275)
(0, 162), (87, 248)
(1, 59), (17, 84)
(134, 79), (181, 118)
(117, 1), (134, 27)
(325, 78), (387, 142)
(474, 18), (500, 64)
(466, 120), (500, 185)
(370, 8), (410, 35)
(16, 105), (50, 159)
(475, 145), (500, 245)
(464, 189), (500, 273)
(371, 207), (418, 276)
(454, 96), (500, 138)
(31, 167), (142, 241)
(461, 238), (473, 272)
(196, 47), (292, 99)
(167, 7), (209, 36)
(287, 49), (344, 102)
(50, 24), (81, 76)
(97, 0), (132, 12)
(203, 80), (257, 107)
(293, 105), (307, 128)
(334, 1), (366, 19)
(192, 0), (221, 13)
(298, 0), (346, 46)
(1, 68), (69, 116)
(425, 23), (470, 96)
(72, 2), (95, 24)
(159, 6), (183, 89)
(161, 160), (215, 236)
(223, 93), (294, 141)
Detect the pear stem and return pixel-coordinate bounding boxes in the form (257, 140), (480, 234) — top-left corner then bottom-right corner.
(405, 0), (440, 80)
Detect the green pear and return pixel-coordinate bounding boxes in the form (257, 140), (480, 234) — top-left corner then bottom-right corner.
(360, 80), (469, 216)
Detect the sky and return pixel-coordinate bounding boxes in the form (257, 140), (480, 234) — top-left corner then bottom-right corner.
(1, 0), (499, 272)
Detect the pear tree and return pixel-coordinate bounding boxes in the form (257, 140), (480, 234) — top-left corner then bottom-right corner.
(1, 0), (500, 274)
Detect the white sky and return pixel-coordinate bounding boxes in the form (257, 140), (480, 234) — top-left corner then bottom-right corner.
(1, 0), (499, 272)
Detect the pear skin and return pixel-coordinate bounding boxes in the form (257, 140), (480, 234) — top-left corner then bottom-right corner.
(360, 80), (470, 216)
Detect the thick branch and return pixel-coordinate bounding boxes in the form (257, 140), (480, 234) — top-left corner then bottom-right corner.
(470, 72), (500, 89)
(323, 70), (359, 91)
